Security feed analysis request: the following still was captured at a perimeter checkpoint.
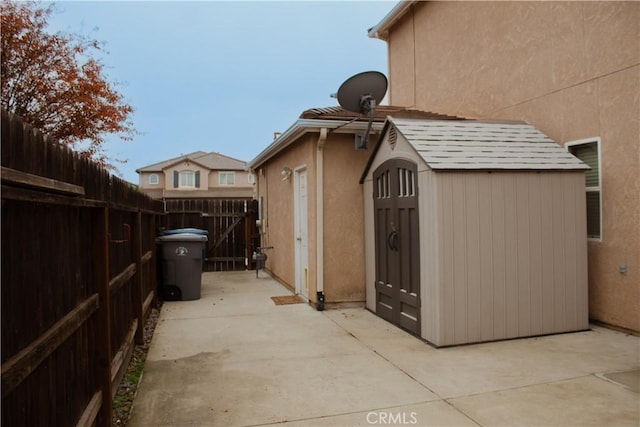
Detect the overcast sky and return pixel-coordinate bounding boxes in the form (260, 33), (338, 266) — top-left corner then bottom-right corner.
(45, 1), (396, 183)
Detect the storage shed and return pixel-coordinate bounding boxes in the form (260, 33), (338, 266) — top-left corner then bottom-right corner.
(362, 118), (590, 347)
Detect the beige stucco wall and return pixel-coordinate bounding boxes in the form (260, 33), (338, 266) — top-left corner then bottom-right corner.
(254, 131), (372, 306)
(138, 161), (254, 199)
(255, 135), (317, 297)
(321, 134), (370, 304)
(384, 1), (639, 332)
(207, 170), (254, 189)
(138, 171), (166, 189)
(163, 161), (209, 192)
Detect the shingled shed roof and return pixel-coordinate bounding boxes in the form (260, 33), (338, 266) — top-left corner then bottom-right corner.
(387, 118), (590, 171)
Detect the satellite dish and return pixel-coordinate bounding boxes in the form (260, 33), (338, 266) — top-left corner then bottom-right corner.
(335, 71), (388, 149)
(337, 71), (387, 113)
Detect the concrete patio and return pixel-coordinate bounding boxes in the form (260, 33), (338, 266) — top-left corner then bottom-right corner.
(128, 271), (639, 426)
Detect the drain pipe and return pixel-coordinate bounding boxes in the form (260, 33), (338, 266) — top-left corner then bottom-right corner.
(316, 128), (327, 311)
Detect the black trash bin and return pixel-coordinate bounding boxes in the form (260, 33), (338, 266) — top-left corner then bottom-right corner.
(156, 232), (208, 301)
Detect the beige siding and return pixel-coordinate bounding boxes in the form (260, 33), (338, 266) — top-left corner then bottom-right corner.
(364, 132), (588, 346)
(433, 171), (588, 346)
(363, 178), (376, 312)
(418, 168), (440, 344)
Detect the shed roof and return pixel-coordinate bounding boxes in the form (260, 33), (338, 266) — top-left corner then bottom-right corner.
(371, 117), (589, 172)
(136, 151), (247, 173)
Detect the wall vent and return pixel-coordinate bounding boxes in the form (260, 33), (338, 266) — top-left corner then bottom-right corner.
(388, 126), (398, 149)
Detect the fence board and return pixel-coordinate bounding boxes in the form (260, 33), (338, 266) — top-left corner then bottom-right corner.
(1, 294), (99, 398)
(1, 110), (163, 426)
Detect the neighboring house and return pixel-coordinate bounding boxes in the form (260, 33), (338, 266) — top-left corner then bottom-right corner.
(369, 1), (639, 334)
(248, 106), (459, 308)
(136, 151), (254, 200)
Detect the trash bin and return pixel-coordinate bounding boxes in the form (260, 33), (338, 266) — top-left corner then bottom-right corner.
(156, 232), (208, 301)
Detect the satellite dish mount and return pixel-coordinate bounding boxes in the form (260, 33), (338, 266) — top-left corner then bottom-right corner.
(336, 71), (388, 149)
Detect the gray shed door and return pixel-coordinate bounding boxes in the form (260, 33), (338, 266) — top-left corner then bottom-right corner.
(373, 159), (420, 335)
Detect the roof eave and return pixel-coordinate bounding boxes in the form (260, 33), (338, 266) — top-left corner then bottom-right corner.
(368, 0), (416, 41)
(248, 119), (384, 169)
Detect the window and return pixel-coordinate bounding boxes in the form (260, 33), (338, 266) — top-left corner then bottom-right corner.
(173, 170), (200, 188)
(148, 174), (159, 185)
(567, 138), (601, 240)
(247, 173), (255, 184)
(180, 171), (195, 188)
(398, 168), (415, 197)
(219, 171), (235, 185)
(376, 170), (390, 199)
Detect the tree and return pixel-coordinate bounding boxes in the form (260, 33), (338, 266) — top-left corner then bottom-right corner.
(1, 0), (135, 170)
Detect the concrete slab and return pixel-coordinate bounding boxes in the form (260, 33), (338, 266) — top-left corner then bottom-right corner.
(325, 308), (640, 398)
(278, 401), (479, 427)
(449, 375), (640, 426)
(129, 271), (640, 427)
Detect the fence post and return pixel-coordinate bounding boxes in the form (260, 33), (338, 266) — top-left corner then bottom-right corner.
(92, 207), (112, 426)
(151, 213), (159, 306)
(132, 211), (144, 345)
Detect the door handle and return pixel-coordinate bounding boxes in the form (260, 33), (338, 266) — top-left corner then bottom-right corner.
(387, 229), (398, 251)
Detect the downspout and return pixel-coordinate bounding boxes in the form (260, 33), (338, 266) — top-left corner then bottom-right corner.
(316, 128), (327, 311)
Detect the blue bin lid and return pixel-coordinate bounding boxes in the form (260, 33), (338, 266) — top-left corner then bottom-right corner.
(160, 228), (208, 236)
(156, 233), (208, 242)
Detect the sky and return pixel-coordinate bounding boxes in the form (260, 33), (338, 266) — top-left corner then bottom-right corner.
(45, 0), (397, 184)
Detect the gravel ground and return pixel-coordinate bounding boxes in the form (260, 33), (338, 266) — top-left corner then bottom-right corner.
(113, 301), (163, 426)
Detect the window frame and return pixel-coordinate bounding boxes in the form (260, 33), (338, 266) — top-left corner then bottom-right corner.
(148, 173), (159, 185)
(179, 170), (196, 188)
(219, 171), (235, 186)
(566, 137), (602, 241)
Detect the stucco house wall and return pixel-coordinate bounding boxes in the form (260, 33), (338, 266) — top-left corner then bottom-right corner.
(252, 122), (382, 307)
(256, 134), (317, 295)
(374, 0), (639, 332)
(319, 134), (369, 304)
(250, 107), (462, 307)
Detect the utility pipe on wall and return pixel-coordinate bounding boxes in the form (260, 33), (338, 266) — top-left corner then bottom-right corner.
(316, 128), (327, 311)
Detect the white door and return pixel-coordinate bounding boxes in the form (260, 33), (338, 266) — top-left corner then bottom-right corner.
(294, 168), (309, 299)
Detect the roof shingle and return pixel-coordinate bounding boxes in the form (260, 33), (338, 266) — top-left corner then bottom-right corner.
(389, 118), (590, 170)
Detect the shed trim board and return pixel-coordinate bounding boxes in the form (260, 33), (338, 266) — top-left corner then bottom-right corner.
(363, 118), (589, 347)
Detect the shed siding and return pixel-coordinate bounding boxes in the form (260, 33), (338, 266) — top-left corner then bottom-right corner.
(418, 169), (440, 344)
(434, 171), (588, 346)
(364, 178), (376, 312)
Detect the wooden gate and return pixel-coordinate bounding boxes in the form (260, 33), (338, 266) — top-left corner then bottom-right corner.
(373, 159), (421, 335)
(163, 199), (260, 271)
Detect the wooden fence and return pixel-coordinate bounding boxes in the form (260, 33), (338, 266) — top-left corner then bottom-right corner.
(163, 198), (260, 271)
(1, 110), (164, 426)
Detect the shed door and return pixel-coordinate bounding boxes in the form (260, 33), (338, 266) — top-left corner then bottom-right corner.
(373, 159), (420, 335)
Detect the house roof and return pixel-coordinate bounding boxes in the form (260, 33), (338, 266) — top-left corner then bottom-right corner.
(368, 0), (416, 41)
(300, 105), (460, 121)
(362, 117), (589, 178)
(248, 106), (461, 169)
(136, 151), (247, 173)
